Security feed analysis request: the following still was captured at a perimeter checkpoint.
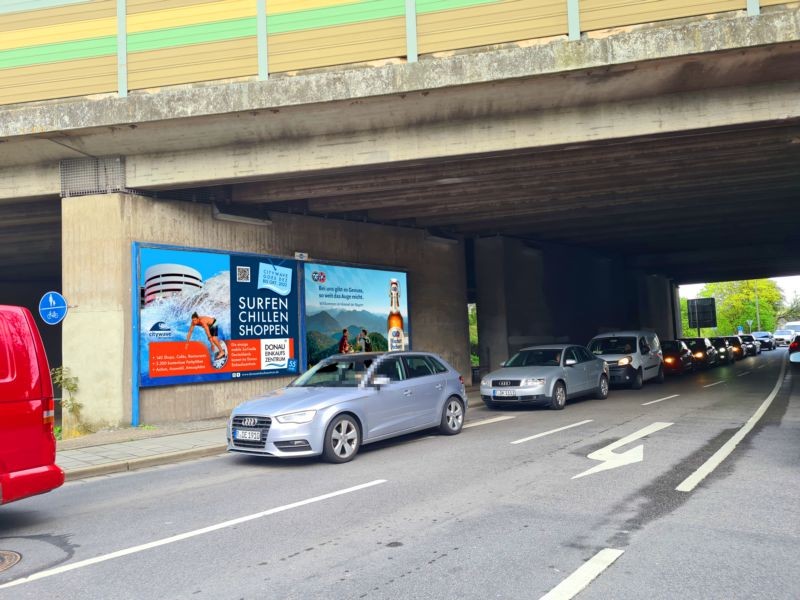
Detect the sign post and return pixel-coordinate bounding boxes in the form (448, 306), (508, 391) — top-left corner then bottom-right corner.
(38, 291), (68, 325)
(687, 298), (716, 337)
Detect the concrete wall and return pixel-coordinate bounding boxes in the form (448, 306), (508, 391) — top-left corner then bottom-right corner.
(474, 237), (678, 369)
(62, 193), (470, 429)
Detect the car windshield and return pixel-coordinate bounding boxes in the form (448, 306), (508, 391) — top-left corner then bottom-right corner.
(292, 357), (375, 387)
(725, 337), (742, 345)
(588, 337), (636, 355)
(740, 335), (754, 342)
(684, 339), (706, 351)
(710, 337), (726, 345)
(752, 332), (770, 337)
(776, 330), (792, 335)
(661, 341), (681, 352)
(505, 349), (563, 367)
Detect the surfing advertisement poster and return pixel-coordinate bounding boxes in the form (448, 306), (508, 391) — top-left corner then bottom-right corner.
(137, 246), (300, 387)
(304, 263), (409, 366)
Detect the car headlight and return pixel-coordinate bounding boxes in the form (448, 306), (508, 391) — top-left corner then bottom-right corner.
(617, 356), (633, 367)
(481, 378), (489, 387)
(522, 378), (546, 387)
(665, 357), (675, 363)
(275, 410), (317, 424)
(694, 352), (704, 359)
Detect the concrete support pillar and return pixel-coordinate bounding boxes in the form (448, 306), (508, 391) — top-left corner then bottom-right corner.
(61, 194), (131, 435)
(637, 273), (675, 340)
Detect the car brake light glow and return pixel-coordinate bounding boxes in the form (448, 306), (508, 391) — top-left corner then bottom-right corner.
(665, 357), (675, 364)
(694, 352), (704, 358)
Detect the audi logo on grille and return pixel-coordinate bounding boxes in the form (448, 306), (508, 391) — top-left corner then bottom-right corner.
(242, 417), (258, 427)
(498, 381), (512, 386)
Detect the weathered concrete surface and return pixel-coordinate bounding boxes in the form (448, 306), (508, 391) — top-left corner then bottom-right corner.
(474, 237), (679, 373)
(61, 193), (470, 428)
(1, 6), (798, 138)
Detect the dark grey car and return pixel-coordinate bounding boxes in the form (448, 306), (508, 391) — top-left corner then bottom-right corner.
(480, 344), (609, 410)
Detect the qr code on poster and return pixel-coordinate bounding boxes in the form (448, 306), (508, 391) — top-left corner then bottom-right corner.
(236, 266), (251, 283)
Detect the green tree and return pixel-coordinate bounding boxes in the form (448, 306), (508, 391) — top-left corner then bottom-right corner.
(468, 304), (479, 366)
(681, 279), (784, 336)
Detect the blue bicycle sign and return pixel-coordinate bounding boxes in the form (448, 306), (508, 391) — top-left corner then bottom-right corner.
(38, 291), (68, 325)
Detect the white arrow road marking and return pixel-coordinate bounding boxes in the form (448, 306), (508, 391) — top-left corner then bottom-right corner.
(539, 548), (625, 600)
(572, 422), (674, 479)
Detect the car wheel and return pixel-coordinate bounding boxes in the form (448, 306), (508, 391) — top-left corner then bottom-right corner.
(595, 374), (609, 399)
(439, 396), (464, 435)
(655, 366), (665, 384)
(322, 414), (361, 463)
(550, 381), (567, 410)
(631, 369), (644, 390)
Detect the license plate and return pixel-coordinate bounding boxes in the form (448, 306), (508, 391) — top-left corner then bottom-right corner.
(234, 429), (261, 441)
(494, 390), (516, 398)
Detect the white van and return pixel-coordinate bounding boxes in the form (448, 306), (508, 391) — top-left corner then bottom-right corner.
(588, 331), (664, 389)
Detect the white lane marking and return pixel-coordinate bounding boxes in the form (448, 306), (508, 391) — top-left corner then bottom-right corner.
(573, 422), (673, 479)
(510, 420), (593, 445)
(703, 381), (725, 388)
(677, 356), (788, 493)
(737, 371), (752, 377)
(642, 394), (679, 406)
(0, 480), (387, 590)
(539, 548), (625, 600)
(757, 364), (767, 370)
(464, 415), (516, 429)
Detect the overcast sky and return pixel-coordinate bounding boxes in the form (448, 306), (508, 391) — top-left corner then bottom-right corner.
(679, 276), (800, 300)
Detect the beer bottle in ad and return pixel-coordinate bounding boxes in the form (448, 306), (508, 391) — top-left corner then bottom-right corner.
(387, 278), (405, 351)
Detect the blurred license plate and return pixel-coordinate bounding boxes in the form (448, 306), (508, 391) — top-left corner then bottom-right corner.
(494, 390), (516, 397)
(235, 429), (261, 441)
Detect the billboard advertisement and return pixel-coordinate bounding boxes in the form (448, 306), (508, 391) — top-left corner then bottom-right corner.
(137, 246), (300, 387)
(304, 263), (409, 365)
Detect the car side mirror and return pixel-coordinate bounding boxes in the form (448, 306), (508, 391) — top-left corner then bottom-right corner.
(499, 361), (507, 367)
(565, 358), (577, 366)
(372, 376), (391, 389)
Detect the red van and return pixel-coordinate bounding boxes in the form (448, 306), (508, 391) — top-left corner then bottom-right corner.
(0, 305), (64, 504)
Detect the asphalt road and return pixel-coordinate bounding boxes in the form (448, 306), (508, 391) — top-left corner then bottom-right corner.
(1, 350), (797, 600)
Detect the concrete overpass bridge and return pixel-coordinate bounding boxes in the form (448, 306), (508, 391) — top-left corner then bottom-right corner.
(1, 0), (798, 428)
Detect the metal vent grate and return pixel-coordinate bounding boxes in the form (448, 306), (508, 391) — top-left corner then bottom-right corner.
(60, 156), (128, 197)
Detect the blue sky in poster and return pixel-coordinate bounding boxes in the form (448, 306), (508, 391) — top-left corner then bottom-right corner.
(139, 247), (229, 284)
(304, 263), (408, 316)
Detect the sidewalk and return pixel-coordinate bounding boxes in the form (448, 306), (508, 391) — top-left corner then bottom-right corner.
(58, 386), (482, 480)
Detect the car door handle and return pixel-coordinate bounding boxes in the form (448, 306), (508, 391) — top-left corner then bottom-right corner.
(403, 390), (413, 396)
(435, 384), (444, 390)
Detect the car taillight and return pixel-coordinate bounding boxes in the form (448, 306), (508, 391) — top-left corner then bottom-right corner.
(459, 375), (464, 385)
(43, 395), (55, 432)
(791, 341), (799, 352)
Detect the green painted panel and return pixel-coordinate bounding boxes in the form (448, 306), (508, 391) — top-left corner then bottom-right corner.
(416, 0), (499, 14)
(0, 35), (115, 69)
(268, 0), (403, 34)
(127, 17), (256, 52)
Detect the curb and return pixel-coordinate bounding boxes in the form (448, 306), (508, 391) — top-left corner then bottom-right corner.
(64, 444), (228, 481)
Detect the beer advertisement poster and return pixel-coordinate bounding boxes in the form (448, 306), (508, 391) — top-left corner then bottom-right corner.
(303, 263), (409, 365)
(137, 245), (300, 387)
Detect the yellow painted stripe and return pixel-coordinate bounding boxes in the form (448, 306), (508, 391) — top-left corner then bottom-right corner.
(0, 16), (115, 51)
(0, 54), (116, 105)
(128, 0), (255, 34)
(268, 16), (405, 73)
(128, 37), (257, 90)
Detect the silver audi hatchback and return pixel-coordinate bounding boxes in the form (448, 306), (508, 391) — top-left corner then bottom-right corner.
(228, 352), (467, 463)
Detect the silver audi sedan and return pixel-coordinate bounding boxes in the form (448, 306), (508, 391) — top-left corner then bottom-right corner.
(480, 344), (609, 410)
(228, 352), (467, 463)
